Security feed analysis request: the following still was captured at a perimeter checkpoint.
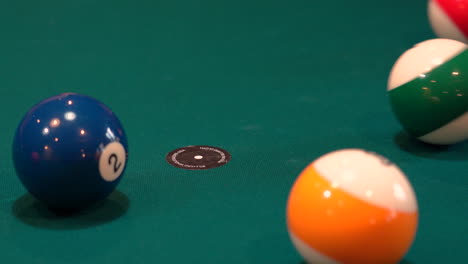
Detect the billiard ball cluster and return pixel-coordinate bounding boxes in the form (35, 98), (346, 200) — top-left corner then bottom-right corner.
(285, 1), (468, 264)
(9, 1), (468, 264)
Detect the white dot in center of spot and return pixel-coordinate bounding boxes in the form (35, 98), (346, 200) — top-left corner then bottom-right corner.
(194, 155), (203, 160)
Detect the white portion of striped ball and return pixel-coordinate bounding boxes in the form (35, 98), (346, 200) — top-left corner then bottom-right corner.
(428, 0), (468, 43)
(419, 111), (468, 144)
(289, 233), (339, 264)
(313, 149), (417, 213)
(387, 38), (466, 90)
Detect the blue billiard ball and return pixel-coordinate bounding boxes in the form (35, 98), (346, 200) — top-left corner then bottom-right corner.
(12, 93), (128, 210)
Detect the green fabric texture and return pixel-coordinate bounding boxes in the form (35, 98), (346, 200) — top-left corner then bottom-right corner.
(389, 49), (468, 137)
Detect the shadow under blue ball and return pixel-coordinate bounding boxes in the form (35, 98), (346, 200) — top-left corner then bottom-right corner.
(12, 190), (129, 230)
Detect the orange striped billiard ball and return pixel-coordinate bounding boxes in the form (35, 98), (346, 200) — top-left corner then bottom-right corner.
(286, 149), (418, 264)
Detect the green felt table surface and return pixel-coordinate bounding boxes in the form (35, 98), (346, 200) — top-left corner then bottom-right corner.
(0, 0), (467, 263)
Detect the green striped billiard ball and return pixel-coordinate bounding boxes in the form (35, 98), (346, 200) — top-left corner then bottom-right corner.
(387, 38), (468, 145)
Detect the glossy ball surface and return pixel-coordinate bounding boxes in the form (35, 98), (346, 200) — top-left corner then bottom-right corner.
(429, 0), (468, 43)
(387, 38), (468, 145)
(286, 149), (418, 264)
(12, 93), (128, 209)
